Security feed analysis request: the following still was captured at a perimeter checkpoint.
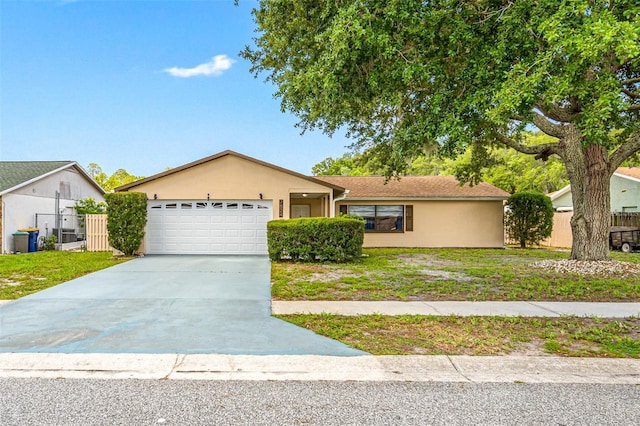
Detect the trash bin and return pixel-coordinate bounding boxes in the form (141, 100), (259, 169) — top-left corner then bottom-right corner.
(13, 231), (29, 253)
(18, 228), (40, 252)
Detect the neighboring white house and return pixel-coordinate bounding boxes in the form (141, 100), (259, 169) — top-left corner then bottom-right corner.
(0, 161), (105, 253)
(550, 167), (640, 212)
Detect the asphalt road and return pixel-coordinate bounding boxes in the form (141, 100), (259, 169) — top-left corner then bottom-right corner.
(1, 379), (638, 425)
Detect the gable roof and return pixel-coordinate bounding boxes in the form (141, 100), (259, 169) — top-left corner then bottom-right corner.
(550, 167), (640, 201)
(116, 150), (346, 192)
(315, 175), (510, 199)
(0, 161), (104, 196)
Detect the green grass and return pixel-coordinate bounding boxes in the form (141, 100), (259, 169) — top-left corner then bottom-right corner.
(0, 251), (130, 299)
(277, 314), (640, 358)
(271, 248), (640, 302)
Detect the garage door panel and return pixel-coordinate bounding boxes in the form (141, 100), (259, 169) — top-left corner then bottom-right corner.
(225, 229), (239, 237)
(146, 200), (271, 255)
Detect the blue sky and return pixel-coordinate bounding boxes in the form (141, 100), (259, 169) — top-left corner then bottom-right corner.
(0, 0), (350, 177)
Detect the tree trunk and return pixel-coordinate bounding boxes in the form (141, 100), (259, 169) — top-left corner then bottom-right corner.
(566, 143), (612, 261)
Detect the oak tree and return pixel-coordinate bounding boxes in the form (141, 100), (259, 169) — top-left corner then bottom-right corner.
(243, 0), (640, 260)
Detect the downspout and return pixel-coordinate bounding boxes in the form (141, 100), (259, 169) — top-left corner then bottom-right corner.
(331, 190), (350, 217)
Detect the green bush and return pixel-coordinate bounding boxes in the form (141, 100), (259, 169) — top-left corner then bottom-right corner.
(268, 216), (365, 262)
(505, 191), (554, 248)
(39, 234), (57, 251)
(104, 192), (148, 256)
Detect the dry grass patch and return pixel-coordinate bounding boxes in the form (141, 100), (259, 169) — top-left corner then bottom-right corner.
(271, 248), (640, 302)
(278, 314), (640, 358)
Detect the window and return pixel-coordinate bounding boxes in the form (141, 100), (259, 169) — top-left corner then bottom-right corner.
(226, 202), (238, 209)
(242, 203), (254, 209)
(212, 202), (223, 209)
(181, 202), (192, 209)
(347, 205), (404, 232)
(196, 202), (207, 209)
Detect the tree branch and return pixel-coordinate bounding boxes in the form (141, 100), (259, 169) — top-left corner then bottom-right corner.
(622, 88), (638, 99)
(536, 101), (576, 123)
(626, 104), (640, 112)
(493, 131), (560, 160)
(609, 134), (640, 171)
(623, 77), (640, 85)
(531, 111), (566, 139)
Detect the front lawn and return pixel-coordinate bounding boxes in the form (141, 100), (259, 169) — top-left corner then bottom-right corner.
(271, 248), (640, 302)
(278, 314), (640, 358)
(0, 251), (130, 300)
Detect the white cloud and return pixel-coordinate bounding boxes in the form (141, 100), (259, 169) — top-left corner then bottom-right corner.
(164, 55), (236, 78)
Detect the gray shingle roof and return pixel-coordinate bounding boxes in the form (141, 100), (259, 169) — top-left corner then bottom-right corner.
(0, 161), (75, 194)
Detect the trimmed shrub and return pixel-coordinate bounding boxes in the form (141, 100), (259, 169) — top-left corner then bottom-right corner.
(104, 192), (148, 256)
(267, 216), (365, 262)
(505, 191), (554, 248)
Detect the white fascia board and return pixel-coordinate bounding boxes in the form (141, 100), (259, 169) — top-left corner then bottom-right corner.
(613, 172), (640, 185)
(549, 184), (571, 201)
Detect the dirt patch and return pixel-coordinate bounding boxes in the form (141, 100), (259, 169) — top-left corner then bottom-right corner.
(418, 269), (478, 282)
(308, 269), (370, 283)
(0, 278), (22, 287)
(395, 254), (458, 268)
(508, 340), (553, 357)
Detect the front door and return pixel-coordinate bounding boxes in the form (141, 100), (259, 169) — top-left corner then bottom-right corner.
(291, 204), (311, 218)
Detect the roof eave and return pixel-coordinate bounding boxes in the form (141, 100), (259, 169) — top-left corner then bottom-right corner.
(0, 162), (105, 196)
(549, 184), (572, 201)
(613, 172), (640, 185)
(115, 150), (345, 193)
(342, 196), (509, 201)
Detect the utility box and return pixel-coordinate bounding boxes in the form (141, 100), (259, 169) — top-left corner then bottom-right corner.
(13, 231), (29, 253)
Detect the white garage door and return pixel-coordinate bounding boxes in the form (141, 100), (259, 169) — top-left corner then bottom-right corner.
(146, 200), (272, 255)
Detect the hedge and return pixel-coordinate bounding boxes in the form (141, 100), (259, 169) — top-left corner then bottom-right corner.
(267, 216), (365, 262)
(104, 192), (148, 256)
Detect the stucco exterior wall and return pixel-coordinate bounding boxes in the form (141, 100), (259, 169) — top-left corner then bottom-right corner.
(124, 155), (333, 220)
(1, 169), (104, 253)
(337, 200), (505, 248)
(552, 190), (573, 209)
(610, 175), (640, 212)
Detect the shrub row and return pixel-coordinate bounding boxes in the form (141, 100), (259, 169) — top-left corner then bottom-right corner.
(267, 216), (365, 262)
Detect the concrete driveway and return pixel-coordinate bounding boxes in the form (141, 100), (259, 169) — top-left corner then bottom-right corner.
(0, 255), (366, 356)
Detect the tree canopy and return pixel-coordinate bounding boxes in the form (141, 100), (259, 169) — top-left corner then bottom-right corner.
(313, 132), (570, 194)
(87, 163), (144, 192)
(244, 0), (640, 260)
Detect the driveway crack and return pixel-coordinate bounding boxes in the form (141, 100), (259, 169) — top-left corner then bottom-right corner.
(164, 354), (186, 379)
(446, 356), (473, 382)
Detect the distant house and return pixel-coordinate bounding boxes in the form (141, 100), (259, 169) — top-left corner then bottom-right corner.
(116, 150), (509, 254)
(0, 161), (105, 253)
(550, 167), (640, 212)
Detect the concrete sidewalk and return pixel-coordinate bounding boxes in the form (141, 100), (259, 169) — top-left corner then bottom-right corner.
(1, 353), (638, 384)
(272, 301), (640, 317)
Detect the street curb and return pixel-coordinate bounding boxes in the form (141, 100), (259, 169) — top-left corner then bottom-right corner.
(1, 353), (638, 383)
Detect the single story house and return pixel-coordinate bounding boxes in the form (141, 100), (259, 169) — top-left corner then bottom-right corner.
(0, 161), (105, 253)
(116, 150), (509, 255)
(551, 167), (640, 212)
